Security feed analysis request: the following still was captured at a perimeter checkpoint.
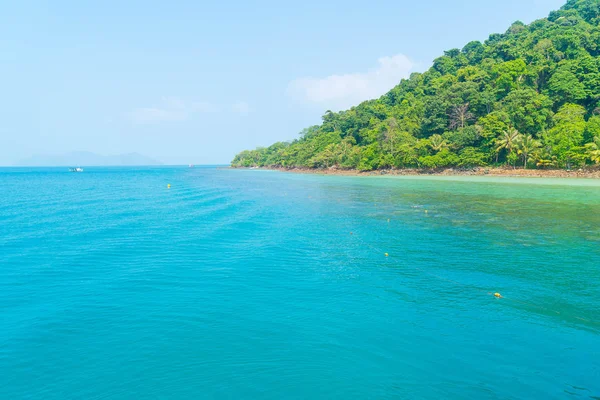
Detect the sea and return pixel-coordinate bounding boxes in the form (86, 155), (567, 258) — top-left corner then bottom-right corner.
(1, 166), (599, 399)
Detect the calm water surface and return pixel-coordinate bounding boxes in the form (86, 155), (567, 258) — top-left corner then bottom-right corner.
(1, 167), (599, 399)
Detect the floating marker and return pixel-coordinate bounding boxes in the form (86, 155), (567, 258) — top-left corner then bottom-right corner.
(385, 253), (389, 257)
(425, 210), (428, 214)
(494, 292), (502, 298)
(167, 184), (171, 189)
(350, 232), (353, 235)
(387, 218), (390, 223)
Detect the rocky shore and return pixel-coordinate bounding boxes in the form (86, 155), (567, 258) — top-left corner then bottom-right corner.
(232, 166), (600, 179)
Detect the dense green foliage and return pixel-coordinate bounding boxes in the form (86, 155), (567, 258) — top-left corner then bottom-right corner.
(232, 0), (600, 170)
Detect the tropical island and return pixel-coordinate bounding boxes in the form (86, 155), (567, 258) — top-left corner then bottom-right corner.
(232, 0), (600, 176)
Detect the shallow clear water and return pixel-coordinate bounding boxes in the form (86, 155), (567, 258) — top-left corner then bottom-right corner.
(1, 167), (599, 399)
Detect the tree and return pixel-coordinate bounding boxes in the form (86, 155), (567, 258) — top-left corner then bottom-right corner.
(585, 136), (600, 164)
(449, 103), (474, 130)
(514, 134), (542, 168)
(443, 125), (481, 150)
(495, 128), (520, 167)
(382, 118), (400, 157)
(339, 136), (357, 165)
(535, 39), (555, 61)
(547, 68), (587, 105)
(585, 115), (600, 142)
(429, 134), (448, 152)
(507, 21), (526, 35)
(492, 59), (529, 96)
(357, 144), (379, 171)
(533, 146), (558, 169)
(419, 149), (460, 169)
(478, 111), (510, 159)
(544, 103), (586, 168)
(459, 147), (489, 167)
(502, 89), (553, 135)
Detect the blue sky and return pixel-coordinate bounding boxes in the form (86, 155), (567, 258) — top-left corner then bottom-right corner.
(0, 0), (565, 165)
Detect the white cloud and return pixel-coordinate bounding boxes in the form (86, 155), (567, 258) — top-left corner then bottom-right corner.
(232, 101), (250, 116)
(287, 54), (415, 111)
(128, 97), (250, 124)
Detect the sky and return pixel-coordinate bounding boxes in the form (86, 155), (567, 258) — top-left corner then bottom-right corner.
(0, 0), (566, 165)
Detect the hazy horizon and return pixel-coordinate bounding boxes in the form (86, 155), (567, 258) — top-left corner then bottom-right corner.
(9, 150), (238, 167)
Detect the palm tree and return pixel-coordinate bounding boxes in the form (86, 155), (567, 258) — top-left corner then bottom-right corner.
(514, 134), (541, 169)
(429, 134), (448, 153)
(495, 128), (520, 167)
(533, 146), (557, 169)
(339, 136), (356, 164)
(585, 136), (600, 164)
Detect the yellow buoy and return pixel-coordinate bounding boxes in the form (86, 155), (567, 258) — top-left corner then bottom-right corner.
(167, 184), (171, 189)
(494, 292), (502, 298)
(425, 210), (428, 214)
(385, 253), (389, 257)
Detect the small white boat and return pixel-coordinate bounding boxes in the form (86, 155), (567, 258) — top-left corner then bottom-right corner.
(69, 167), (84, 172)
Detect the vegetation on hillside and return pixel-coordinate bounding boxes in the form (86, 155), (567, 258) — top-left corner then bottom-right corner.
(232, 0), (600, 171)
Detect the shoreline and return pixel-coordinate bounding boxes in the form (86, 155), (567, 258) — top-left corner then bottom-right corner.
(231, 166), (600, 179)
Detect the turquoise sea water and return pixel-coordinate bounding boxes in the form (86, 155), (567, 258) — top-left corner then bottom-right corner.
(1, 166), (599, 399)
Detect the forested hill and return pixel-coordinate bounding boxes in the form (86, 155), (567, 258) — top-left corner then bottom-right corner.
(232, 0), (600, 171)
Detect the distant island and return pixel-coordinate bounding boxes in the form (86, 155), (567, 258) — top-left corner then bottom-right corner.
(17, 151), (162, 167)
(232, 0), (600, 173)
